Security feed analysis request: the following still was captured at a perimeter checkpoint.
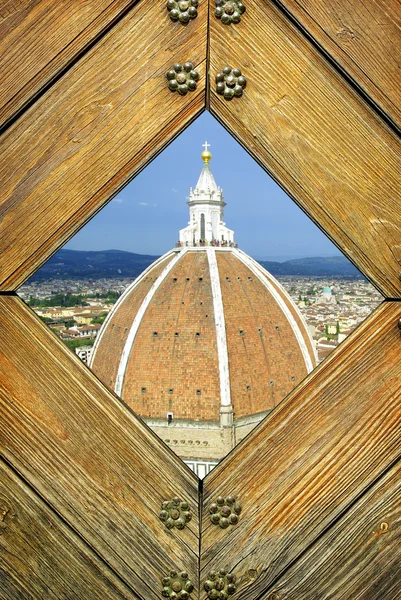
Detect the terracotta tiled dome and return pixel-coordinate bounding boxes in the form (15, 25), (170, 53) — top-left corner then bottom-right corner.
(91, 247), (315, 417)
(90, 145), (316, 474)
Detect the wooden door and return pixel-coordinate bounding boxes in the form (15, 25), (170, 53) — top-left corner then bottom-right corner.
(0, 1), (400, 598)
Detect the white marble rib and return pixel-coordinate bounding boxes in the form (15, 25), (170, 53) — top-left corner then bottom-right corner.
(89, 249), (178, 368)
(207, 247), (232, 407)
(113, 249), (187, 395)
(234, 248), (315, 373)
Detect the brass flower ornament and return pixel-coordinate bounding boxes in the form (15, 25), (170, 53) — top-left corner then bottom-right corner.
(215, 67), (247, 100)
(204, 569), (236, 599)
(160, 496), (192, 529)
(166, 63), (200, 95)
(209, 495), (241, 528)
(215, 0), (246, 24)
(162, 571), (194, 599)
(167, 0), (199, 23)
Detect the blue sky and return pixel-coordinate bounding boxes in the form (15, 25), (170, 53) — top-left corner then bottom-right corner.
(66, 112), (341, 261)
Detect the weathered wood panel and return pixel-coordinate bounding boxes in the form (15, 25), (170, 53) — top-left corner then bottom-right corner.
(272, 0), (401, 131)
(201, 301), (401, 598)
(209, 0), (401, 298)
(0, 295), (199, 600)
(260, 460), (401, 599)
(0, 458), (139, 599)
(1, 2), (401, 598)
(0, 0), (206, 291)
(0, 0), (139, 130)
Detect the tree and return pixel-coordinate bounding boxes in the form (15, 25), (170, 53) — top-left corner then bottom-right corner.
(40, 316), (53, 324)
(91, 313), (108, 325)
(64, 319), (76, 328)
(27, 293), (89, 308)
(64, 338), (95, 351)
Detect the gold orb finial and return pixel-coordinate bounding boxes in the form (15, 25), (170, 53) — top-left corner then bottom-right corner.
(201, 140), (212, 164)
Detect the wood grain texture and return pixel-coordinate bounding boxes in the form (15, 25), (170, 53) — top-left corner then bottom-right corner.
(272, 0), (401, 131)
(0, 458), (139, 599)
(0, 0), (138, 129)
(209, 0), (401, 298)
(260, 460), (401, 599)
(0, 0), (207, 291)
(0, 295), (199, 600)
(201, 301), (401, 598)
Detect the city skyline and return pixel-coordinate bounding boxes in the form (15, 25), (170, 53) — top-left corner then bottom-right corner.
(66, 112), (342, 260)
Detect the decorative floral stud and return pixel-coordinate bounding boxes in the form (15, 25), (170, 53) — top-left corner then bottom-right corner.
(215, 67), (246, 100)
(167, 0), (199, 24)
(162, 571), (194, 599)
(204, 569), (236, 598)
(160, 496), (192, 529)
(209, 495), (241, 528)
(215, 0), (245, 24)
(166, 63), (200, 95)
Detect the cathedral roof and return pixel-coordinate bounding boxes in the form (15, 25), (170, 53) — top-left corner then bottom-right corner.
(90, 144), (316, 434)
(90, 247), (316, 422)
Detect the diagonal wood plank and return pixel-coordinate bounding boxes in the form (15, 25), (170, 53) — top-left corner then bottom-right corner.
(0, 458), (140, 599)
(0, 0), (139, 130)
(271, 0), (401, 132)
(260, 459), (401, 599)
(209, 0), (401, 298)
(0, 0), (207, 291)
(1, 2), (400, 598)
(0, 295), (199, 600)
(201, 301), (401, 598)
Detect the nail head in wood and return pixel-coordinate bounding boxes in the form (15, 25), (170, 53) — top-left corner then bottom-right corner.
(162, 571), (194, 599)
(215, 67), (246, 100)
(204, 569), (236, 598)
(167, 63), (199, 95)
(215, 0), (245, 24)
(0, 497), (15, 534)
(209, 496), (241, 527)
(167, 0), (198, 24)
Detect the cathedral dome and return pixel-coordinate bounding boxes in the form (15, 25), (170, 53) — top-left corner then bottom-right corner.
(90, 145), (316, 475)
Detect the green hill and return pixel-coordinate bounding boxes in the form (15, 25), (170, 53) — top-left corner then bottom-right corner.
(29, 249), (363, 281)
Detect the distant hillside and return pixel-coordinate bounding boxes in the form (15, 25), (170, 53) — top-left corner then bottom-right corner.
(29, 249), (363, 281)
(29, 249), (160, 281)
(259, 255), (363, 278)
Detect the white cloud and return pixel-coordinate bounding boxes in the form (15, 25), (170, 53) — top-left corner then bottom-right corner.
(112, 196), (123, 203)
(172, 188), (178, 193)
(138, 201), (148, 206)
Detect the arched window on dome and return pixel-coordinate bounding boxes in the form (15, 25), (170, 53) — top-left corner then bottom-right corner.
(201, 213), (205, 241)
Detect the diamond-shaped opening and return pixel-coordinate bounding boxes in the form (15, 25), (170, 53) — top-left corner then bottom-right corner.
(18, 113), (383, 477)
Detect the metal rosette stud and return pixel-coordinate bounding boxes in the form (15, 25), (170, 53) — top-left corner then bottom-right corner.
(166, 63), (200, 96)
(215, 0), (245, 24)
(162, 570), (194, 599)
(209, 495), (241, 528)
(204, 568), (236, 599)
(167, 0), (199, 24)
(159, 496), (192, 529)
(215, 67), (246, 100)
